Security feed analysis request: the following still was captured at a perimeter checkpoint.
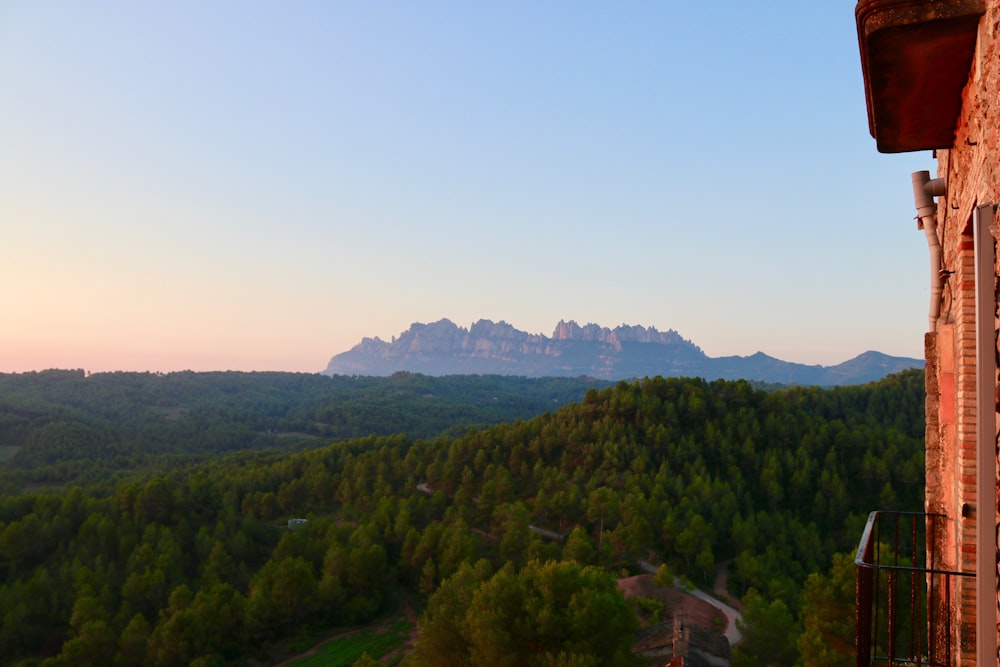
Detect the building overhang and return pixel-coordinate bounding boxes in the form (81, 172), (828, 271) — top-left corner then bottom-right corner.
(856, 0), (985, 153)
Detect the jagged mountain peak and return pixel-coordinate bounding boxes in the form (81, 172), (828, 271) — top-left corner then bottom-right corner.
(323, 319), (923, 385)
(470, 319), (528, 339)
(550, 320), (698, 347)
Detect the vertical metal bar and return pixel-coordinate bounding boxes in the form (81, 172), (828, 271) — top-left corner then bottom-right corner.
(857, 565), (865, 667)
(924, 516), (937, 661)
(889, 514), (899, 663)
(974, 203), (998, 667)
(875, 515), (882, 660)
(889, 568), (897, 663)
(858, 555), (873, 667)
(911, 515), (920, 665)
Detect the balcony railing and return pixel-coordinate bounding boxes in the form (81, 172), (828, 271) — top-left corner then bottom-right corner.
(855, 511), (973, 667)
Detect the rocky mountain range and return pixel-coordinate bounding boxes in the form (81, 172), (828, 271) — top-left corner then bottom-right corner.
(322, 319), (924, 385)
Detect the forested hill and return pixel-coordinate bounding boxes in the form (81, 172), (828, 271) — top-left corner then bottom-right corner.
(0, 370), (608, 491)
(0, 370), (924, 666)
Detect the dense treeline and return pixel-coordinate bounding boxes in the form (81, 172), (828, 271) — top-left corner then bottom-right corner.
(0, 370), (924, 666)
(0, 370), (607, 492)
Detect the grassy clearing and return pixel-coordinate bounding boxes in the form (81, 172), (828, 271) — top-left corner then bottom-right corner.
(291, 620), (412, 667)
(0, 446), (21, 462)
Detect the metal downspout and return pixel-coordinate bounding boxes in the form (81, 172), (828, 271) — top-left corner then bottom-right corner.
(912, 171), (947, 331)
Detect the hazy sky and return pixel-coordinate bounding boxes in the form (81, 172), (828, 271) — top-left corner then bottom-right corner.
(1, 2), (933, 373)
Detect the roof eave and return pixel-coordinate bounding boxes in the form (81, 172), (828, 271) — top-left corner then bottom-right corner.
(856, 0), (985, 153)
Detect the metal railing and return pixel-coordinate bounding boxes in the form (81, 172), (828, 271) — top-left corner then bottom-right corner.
(855, 511), (973, 667)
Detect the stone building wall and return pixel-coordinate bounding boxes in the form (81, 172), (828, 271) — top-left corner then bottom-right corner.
(929, 1), (1000, 662)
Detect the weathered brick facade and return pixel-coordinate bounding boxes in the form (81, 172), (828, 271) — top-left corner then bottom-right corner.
(929, 2), (1000, 663)
(857, 0), (1000, 663)
(926, 0), (1000, 665)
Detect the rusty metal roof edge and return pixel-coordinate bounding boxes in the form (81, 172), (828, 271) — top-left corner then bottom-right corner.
(855, 0), (986, 152)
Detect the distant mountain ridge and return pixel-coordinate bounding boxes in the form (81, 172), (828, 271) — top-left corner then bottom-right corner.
(322, 319), (924, 385)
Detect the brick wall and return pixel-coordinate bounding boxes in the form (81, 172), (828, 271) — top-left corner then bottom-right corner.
(930, 2), (1000, 662)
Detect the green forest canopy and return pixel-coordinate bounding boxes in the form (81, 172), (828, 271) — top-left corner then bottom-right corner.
(0, 370), (609, 492)
(0, 369), (925, 666)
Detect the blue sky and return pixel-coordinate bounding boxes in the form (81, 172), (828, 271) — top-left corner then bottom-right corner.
(0, 1), (932, 373)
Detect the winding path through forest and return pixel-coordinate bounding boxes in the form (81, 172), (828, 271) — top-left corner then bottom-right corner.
(637, 560), (743, 646)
